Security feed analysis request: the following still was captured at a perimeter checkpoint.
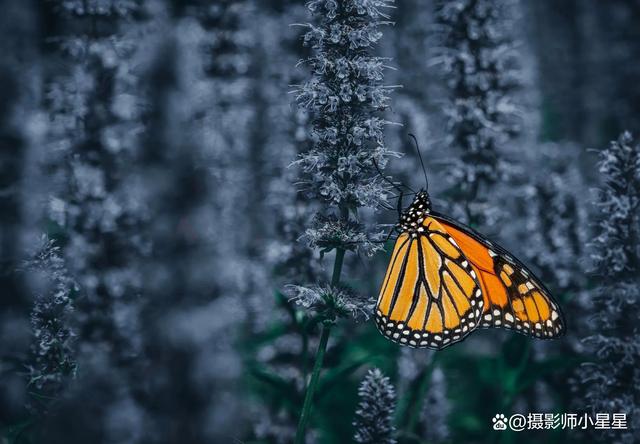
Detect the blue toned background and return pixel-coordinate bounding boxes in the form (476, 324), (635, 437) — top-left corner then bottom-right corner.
(0, 1), (638, 443)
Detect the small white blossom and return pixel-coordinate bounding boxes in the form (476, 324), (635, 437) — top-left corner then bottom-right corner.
(295, 0), (396, 256)
(25, 237), (77, 407)
(435, 0), (522, 226)
(286, 284), (374, 321)
(576, 132), (640, 444)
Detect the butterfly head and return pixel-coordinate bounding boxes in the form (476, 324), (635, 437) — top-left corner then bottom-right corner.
(398, 190), (431, 235)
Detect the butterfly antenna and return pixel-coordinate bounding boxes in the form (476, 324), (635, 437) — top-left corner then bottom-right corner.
(372, 159), (415, 194)
(409, 133), (429, 191)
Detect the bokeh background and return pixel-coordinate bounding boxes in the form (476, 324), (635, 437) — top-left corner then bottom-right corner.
(1, 1), (639, 443)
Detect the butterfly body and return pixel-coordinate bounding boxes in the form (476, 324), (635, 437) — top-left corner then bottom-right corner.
(375, 191), (565, 350)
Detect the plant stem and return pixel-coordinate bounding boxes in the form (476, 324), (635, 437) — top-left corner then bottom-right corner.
(294, 321), (332, 444)
(301, 328), (309, 382)
(294, 247), (345, 444)
(331, 247), (346, 286)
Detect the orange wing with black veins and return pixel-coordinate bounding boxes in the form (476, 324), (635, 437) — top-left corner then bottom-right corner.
(375, 217), (484, 349)
(434, 218), (565, 339)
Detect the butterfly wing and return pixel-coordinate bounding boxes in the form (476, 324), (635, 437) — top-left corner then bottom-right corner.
(431, 212), (565, 339)
(375, 217), (484, 349)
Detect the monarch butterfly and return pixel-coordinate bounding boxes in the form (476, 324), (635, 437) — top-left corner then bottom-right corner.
(375, 189), (566, 350)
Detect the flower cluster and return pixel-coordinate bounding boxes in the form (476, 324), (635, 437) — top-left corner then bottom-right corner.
(129, 22), (249, 441)
(590, 132), (640, 275)
(287, 284), (374, 322)
(192, 0), (266, 331)
(516, 143), (590, 293)
(197, 0), (254, 79)
(46, 0), (146, 364)
(435, 0), (522, 224)
(302, 214), (385, 256)
(26, 237), (77, 410)
(353, 368), (397, 444)
(576, 132), (640, 443)
(513, 144), (592, 352)
(295, 0), (395, 253)
(0, 3), (41, 418)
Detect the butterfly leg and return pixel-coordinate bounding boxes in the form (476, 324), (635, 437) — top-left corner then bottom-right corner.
(396, 189), (404, 220)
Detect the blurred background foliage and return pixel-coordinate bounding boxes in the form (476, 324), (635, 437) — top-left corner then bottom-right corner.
(0, 0), (639, 443)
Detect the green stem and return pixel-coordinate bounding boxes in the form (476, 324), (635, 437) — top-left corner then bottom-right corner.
(331, 248), (346, 286)
(294, 248), (346, 444)
(294, 321), (333, 444)
(301, 325), (309, 381)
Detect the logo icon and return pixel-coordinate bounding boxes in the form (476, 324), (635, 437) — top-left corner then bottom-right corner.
(492, 414), (508, 430)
